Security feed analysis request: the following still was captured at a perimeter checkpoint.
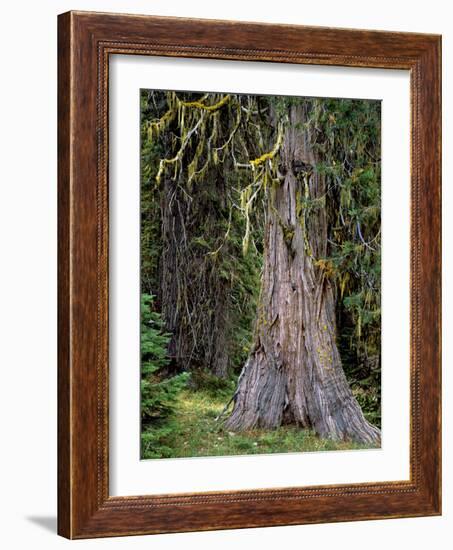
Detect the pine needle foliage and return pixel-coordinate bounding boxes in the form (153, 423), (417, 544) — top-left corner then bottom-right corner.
(140, 294), (189, 420)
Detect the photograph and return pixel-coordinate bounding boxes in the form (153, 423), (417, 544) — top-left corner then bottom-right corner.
(140, 89), (382, 459)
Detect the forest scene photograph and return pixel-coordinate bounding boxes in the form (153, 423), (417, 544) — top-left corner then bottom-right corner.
(140, 88), (382, 460)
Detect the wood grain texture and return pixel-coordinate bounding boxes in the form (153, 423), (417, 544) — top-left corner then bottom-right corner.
(57, 10), (441, 539)
(57, 11), (72, 538)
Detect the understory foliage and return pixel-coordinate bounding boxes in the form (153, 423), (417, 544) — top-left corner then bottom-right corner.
(141, 387), (371, 460)
(140, 90), (382, 455)
(140, 294), (189, 457)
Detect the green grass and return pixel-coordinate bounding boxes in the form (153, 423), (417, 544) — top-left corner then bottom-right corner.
(141, 388), (379, 459)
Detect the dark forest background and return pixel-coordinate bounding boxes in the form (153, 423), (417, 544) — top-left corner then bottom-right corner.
(140, 90), (381, 459)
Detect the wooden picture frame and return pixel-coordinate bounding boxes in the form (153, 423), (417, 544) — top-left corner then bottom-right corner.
(58, 10), (441, 539)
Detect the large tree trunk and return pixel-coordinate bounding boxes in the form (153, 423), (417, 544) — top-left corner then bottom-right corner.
(159, 171), (229, 378)
(225, 103), (380, 444)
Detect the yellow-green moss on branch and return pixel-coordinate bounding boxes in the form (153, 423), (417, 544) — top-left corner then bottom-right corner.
(178, 94), (231, 112)
(249, 123), (284, 168)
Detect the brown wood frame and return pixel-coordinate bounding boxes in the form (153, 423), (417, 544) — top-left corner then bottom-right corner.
(58, 10), (442, 539)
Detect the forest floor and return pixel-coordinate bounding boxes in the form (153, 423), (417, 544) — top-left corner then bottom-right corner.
(141, 387), (378, 460)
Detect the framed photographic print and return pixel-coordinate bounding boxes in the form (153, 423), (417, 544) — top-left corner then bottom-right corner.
(58, 11), (441, 538)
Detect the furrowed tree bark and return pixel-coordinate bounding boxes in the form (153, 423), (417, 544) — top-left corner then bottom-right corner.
(225, 103), (380, 444)
(159, 170), (229, 378)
